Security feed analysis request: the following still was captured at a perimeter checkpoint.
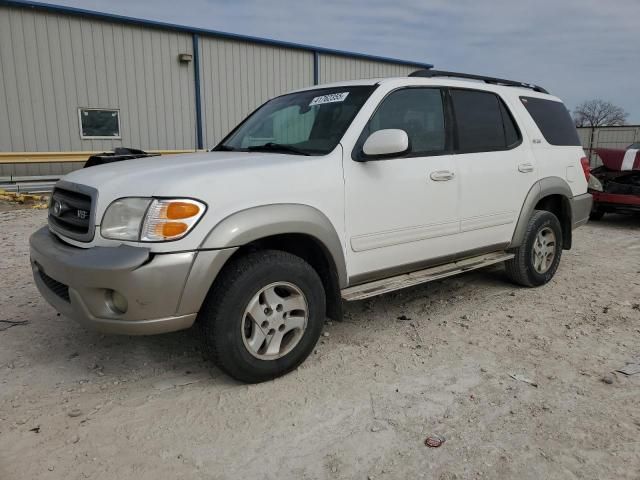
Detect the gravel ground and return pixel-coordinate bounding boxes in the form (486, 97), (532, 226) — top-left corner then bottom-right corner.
(1, 208), (639, 480)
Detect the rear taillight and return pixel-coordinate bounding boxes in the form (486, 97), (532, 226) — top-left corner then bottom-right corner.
(580, 156), (590, 181)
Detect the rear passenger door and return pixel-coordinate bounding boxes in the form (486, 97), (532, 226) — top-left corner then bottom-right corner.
(451, 89), (536, 251)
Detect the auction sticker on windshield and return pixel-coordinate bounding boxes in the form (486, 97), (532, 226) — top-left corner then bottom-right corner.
(309, 92), (349, 106)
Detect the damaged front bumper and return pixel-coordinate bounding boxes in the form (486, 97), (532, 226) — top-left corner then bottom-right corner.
(590, 166), (640, 215)
(591, 191), (640, 214)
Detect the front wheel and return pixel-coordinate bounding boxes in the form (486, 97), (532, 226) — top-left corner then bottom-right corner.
(199, 250), (325, 383)
(505, 210), (563, 287)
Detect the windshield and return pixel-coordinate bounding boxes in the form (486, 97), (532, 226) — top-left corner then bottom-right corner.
(215, 86), (376, 155)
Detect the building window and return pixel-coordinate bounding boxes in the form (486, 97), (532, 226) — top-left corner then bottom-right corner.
(78, 108), (121, 139)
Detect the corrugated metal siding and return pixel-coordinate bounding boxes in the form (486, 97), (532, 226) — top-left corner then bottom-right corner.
(319, 54), (419, 83)
(198, 37), (314, 146)
(0, 161), (84, 178)
(1, 4), (432, 157)
(0, 6), (196, 152)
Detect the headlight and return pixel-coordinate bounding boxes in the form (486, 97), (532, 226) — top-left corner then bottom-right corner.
(588, 175), (603, 192)
(101, 198), (151, 241)
(101, 198), (206, 242)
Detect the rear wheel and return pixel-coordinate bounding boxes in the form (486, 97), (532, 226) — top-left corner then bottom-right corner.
(505, 210), (563, 287)
(199, 250), (325, 383)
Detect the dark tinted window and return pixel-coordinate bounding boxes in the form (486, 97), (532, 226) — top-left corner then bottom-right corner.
(520, 96), (581, 146)
(451, 89), (519, 152)
(366, 88), (446, 155)
(500, 102), (520, 147)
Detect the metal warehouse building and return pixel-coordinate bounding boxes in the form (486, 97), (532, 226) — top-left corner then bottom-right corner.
(0, 0), (432, 181)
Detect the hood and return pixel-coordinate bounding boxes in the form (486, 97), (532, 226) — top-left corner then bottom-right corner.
(52, 147), (344, 252)
(62, 150), (309, 197)
(595, 147), (640, 171)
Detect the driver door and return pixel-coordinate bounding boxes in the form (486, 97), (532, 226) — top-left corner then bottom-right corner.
(343, 87), (460, 282)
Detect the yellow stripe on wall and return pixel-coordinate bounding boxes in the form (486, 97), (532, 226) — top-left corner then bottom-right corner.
(0, 150), (198, 164)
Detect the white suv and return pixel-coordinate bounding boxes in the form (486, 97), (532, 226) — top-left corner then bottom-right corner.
(30, 70), (592, 382)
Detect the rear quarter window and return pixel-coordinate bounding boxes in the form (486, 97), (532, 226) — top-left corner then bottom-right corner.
(520, 96), (581, 146)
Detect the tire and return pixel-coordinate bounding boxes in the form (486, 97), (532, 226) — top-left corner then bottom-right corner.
(199, 249), (325, 383)
(589, 208), (605, 221)
(505, 210), (563, 287)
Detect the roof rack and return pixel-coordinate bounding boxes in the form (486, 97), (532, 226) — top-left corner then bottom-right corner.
(409, 69), (549, 94)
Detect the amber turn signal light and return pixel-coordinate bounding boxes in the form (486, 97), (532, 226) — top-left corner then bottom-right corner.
(140, 198), (206, 241)
(156, 221), (188, 237)
(166, 202), (200, 219)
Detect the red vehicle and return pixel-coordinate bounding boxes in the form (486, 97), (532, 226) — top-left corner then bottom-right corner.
(588, 143), (640, 220)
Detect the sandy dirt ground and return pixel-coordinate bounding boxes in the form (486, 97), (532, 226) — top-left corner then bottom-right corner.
(1, 208), (639, 480)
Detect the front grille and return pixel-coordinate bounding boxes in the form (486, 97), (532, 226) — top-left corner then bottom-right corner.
(48, 187), (94, 241)
(38, 268), (70, 302)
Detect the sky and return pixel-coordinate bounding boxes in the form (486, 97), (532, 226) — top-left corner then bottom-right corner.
(43, 0), (640, 123)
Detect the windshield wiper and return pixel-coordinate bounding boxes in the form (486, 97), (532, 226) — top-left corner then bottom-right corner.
(247, 143), (310, 156)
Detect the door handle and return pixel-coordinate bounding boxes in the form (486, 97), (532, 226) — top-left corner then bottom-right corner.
(518, 163), (534, 173)
(430, 170), (455, 181)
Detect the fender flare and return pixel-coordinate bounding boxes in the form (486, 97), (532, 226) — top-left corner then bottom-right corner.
(510, 177), (573, 248)
(199, 204), (348, 287)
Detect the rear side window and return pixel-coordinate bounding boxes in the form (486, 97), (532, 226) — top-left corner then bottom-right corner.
(451, 89), (520, 153)
(520, 96), (581, 146)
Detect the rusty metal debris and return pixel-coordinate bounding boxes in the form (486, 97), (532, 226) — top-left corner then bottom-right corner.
(424, 434), (445, 448)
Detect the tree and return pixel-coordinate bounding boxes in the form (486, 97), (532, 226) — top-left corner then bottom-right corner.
(573, 99), (628, 127)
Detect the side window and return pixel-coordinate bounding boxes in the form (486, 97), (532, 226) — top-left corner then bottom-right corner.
(451, 89), (520, 152)
(520, 96), (581, 146)
(366, 88), (446, 156)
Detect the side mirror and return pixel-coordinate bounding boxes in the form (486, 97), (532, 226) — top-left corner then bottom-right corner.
(362, 129), (409, 159)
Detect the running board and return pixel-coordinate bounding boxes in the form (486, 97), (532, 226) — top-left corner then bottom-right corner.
(341, 251), (514, 301)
